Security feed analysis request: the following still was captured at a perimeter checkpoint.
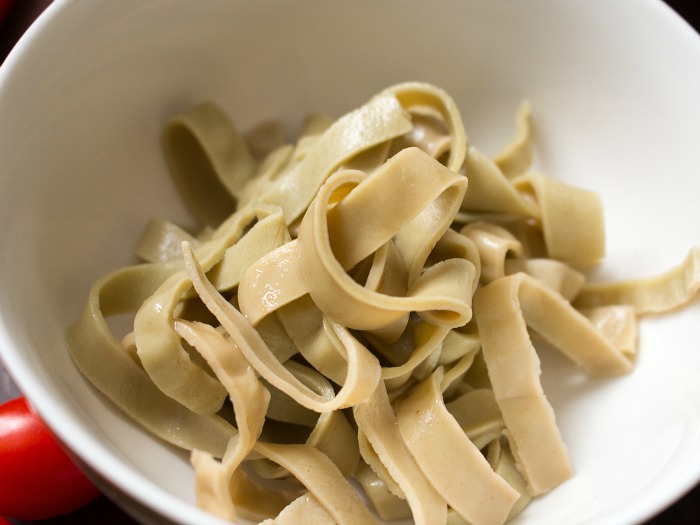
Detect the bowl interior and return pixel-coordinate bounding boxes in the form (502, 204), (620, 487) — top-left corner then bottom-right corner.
(0, 1), (699, 524)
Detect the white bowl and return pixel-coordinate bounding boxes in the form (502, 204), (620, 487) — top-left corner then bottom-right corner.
(1, 1), (699, 524)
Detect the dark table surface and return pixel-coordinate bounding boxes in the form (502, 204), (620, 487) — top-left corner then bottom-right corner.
(1, 1), (700, 524)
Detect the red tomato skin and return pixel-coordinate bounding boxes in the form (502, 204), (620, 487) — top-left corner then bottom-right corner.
(0, 515), (11, 525)
(0, 397), (100, 520)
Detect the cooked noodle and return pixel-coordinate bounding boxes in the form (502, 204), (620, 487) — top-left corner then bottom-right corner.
(67, 82), (700, 525)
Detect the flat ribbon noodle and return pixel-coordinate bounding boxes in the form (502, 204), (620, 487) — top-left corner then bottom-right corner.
(574, 246), (700, 313)
(181, 242), (381, 413)
(504, 258), (585, 301)
(298, 148), (472, 331)
(580, 306), (637, 360)
(512, 172), (605, 265)
(393, 107), (452, 161)
(253, 360), (359, 479)
(354, 381), (448, 525)
(445, 388), (505, 450)
(136, 218), (200, 263)
(67, 263), (235, 456)
(256, 92), (413, 225)
(134, 206), (288, 414)
(379, 81), (467, 173)
(355, 462), (412, 522)
(238, 145), (295, 210)
(461, 146), (538, 217)
(174, 319), (269, 522)
(237, 240), (308, 327)
(473, 272), (636, 496)
(485, 440), (530, 521)
(252, 442), (379, 525)
(243, 117), (336, 218)
(258, 494), (335, 525)
(162, 101), (256, 226)
(439, 349), (479, 395)
(357, 426), (405, 499)
(207, 208), (292, 292)
(261, 359), (332, 428)
(373, 320), (451, 390)
(356, 239), (411, 343)
(394, 368), (519, 525)
(492, 101), (534, 179)
(461, 222), (523, 283)
(427, 228), (482, 293)
(238, 147), (474, 332)
(276, 297), (349, 385)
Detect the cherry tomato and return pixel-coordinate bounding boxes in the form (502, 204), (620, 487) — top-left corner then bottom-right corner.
(0, 396), (100, 520)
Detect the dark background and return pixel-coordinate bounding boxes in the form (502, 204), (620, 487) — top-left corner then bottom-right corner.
(0, 1), (699, 524)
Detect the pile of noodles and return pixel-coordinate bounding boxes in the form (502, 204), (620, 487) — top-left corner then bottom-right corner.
(68, 82), (700, 525)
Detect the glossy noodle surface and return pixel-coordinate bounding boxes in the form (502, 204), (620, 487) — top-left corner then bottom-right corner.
(68, 82), (700, 525)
